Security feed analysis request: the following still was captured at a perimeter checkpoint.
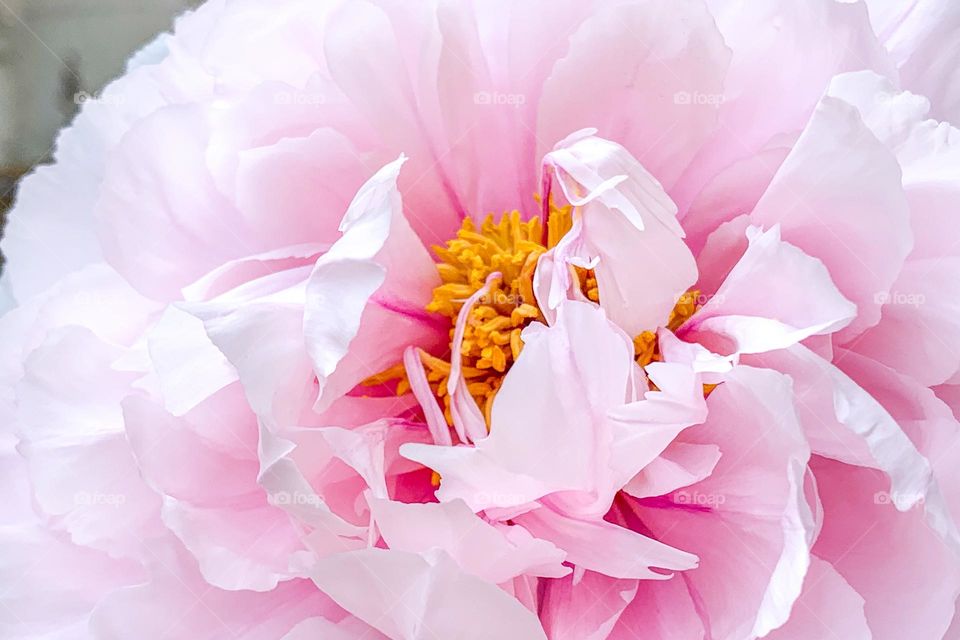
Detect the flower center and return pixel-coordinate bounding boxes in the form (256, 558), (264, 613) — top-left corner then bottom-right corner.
(362, 208), (704, 429)
(421, 204), (591, 427)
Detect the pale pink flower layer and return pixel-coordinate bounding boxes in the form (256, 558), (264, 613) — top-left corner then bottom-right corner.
(2, 1), (960, 639)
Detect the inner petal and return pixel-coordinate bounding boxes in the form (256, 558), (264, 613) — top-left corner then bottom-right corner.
(363, 206), (705, 434)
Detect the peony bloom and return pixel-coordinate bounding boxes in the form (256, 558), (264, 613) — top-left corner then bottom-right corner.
(2, 0), (960, 638)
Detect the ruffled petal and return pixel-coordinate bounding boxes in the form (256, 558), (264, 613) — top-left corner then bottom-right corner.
(310, 548), (548, 639)
(811, 456), (960, 640)
(370, 498), (568, 583)
(747, 93), (913, 341)
(631, 366), (812, 639)
(402, 301), (634, 512)
(826, 71), (960, 385)
(537, 0), (730, 190)
(540, 571), (639, 640)
(517, 506), (698, 580)
(764, 557), (871, 640)
(682, 225), (856, 354)
(539, 133), (698, 336)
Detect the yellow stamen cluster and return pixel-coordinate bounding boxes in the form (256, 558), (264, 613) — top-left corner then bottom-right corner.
(633, 290), (702, 367)
(423, 207), (576, 427)
(363, 208), (716, 433)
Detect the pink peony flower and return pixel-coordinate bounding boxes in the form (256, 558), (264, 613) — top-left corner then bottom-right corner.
(2, 0), (960, 638)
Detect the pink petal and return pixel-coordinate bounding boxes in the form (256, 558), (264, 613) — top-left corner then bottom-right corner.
(161, 497), (310, 592)
(145, 306), (238, 417)
(811, 457), (960, 640)
(865, 0), (960, 124)
(826, 71), (960, 385)
(16, 328), (163, 559)
(310, 548), (548, 639)
(370, 498), (568, 584)
(517, 505), (698, 580)
(402, 301), (634, 512)
(747, 93), (913, 341)
(1, 525), (143, 639)
(610, 572), (706, 639)
(537, 0), (730, 191)
(303, 156), (442, 414)
(632, 366), (811, 638)
(540, 134), (699, 336)
(540, 571), (639, 640)
(765, 557), (871, 640)
(623, 442), (722, 500)
(675, 0), (892, 215)
(682, 225), (856, 354)
(89, 538), (339, 640)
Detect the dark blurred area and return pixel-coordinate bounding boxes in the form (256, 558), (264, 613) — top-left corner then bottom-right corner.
(0, 0), (200, 246)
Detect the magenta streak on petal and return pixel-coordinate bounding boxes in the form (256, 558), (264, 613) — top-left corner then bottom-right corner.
(540, 162), (554, 247)
(371, 293), (449, 331)
(403, 346), (452, 447)
(635, 495), (712, 513)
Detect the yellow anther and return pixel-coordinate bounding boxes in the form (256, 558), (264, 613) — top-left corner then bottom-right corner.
(360, 202), (713, 438)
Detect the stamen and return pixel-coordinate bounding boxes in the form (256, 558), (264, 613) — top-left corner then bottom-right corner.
(362, 206), (711, 435)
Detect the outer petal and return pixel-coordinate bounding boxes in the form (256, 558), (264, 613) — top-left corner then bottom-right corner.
(323, 0), (464, 241)
(537, 0), (731, 191)
(0, 58), (173, 301)
(681, 225), (856, 354)
(677, 0), (893, 216)
(89, 539), (339, 640)
(517, 506), (698, 580)
(746, 94), (913, 341)
(0, 525), (143, 639)
(865, 0), (960, 124)
(15, 327), (164, 560)
(764, 557), (871, 640)
(811, 457), (960, 640)
(745, 344), (950, 532)
(826, 71), (960, 385)
(310, 548), (548, 640)
(370, 498), (569, 584)
(540, 571), (639, 640)
(631, 366), (812, 639)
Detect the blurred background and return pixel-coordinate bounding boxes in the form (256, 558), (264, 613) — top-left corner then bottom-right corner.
(0, 0), (199, 228)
